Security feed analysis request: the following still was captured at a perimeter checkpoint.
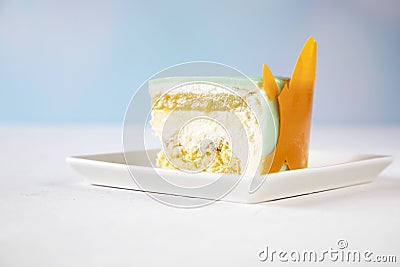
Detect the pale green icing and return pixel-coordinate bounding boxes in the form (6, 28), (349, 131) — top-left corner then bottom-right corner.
(149, 76), (288, 91)
(150, 76), (263, 90)
(246, 76), (289, 160)
(279, 163), (288, 172)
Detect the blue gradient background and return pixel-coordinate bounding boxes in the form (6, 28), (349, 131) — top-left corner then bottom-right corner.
(0, 0), (399, 124)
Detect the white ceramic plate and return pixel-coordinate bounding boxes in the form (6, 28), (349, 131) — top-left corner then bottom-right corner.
(67, 150), (392, 203)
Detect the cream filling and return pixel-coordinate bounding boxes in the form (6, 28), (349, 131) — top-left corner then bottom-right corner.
(156, 117), (241, 174)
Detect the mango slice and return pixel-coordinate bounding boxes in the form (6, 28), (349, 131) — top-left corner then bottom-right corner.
(263, 64), (279, 100)
(262, 37), (317, 174)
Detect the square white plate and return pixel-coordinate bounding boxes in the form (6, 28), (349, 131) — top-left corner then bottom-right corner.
(67, 150), (392, 203)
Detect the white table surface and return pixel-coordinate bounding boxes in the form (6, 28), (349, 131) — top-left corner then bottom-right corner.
(1, 124), (399, 266)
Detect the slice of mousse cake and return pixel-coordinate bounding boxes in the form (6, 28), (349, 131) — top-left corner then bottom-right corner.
(148, 37), (317, 176)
